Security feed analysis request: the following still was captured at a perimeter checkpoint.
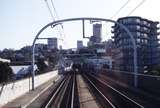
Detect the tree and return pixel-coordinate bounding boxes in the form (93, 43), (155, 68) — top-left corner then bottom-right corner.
(47, 50), (59, 69)
(0, 49), (15, 60)
(36, 57), (48, 74)
(149, 64), (160, 76)
(0, 61), (14, 83)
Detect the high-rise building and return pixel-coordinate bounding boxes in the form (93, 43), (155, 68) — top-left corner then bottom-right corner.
(77, 40), (83, 49)
(59, 45), (62, 50)
(47, 38), (58, 49)
(112, 16), (160, 73)
(93, 23), (102, 43)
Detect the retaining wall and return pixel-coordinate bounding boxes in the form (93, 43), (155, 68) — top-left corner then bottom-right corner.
(101, 69), (160, 96)
(0, 70), (58, 106)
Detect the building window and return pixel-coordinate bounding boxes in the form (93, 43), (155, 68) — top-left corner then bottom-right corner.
(124, 39), (126, 44)
(144, 40), (148, 44)
(143, 27), (148, 31)
(142, 21), (148, 25)
(136, 25), (140, 30)
(147, 23), (151, 27)
(137, 32), (141, 37)
(137, 38), (141, 43)
(144, 33), (148, 38)
(136, 19), (141, 23)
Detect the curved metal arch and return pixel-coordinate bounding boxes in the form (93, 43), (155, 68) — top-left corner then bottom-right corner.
(31, 17), (138, 90)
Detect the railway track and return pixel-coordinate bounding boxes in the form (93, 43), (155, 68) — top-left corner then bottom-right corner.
(43, 73), (80, 108)
(83, 73), (144, 108)
(27, 71), (154, 108)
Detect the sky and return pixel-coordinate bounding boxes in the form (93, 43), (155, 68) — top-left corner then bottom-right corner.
(0, 0), (160, 50)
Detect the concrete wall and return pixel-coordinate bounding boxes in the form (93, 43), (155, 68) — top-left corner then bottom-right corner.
(0, 70), (58, 106)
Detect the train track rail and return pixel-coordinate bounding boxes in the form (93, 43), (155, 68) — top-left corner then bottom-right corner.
(43, 73), (79, 108)
(83, 73), (144, 108)
(95, 72), (160, 107)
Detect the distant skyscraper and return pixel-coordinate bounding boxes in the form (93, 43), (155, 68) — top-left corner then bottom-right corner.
(59, 45), (62, 50)
(47, 38), (57, 49)
(93, 23), (102, 43)
(77, 40), (83, 49)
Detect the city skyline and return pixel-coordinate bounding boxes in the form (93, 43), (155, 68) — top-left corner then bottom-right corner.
(1, 0), (160, 50)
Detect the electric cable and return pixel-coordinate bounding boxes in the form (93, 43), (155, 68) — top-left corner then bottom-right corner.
(127, 0), (146, 16)
(110, 0), (131, 19)
(44, 0), (64, 40)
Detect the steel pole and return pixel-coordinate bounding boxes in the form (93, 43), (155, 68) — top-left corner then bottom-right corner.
(31, 23), (60, 90)
(133, 44), (138, 87)
(31, 44), (35, 90)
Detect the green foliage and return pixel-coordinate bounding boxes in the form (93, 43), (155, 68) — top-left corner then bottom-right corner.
(36, 57), (48, 74)
(47, 51), (59, 69)
(150, 70), (160, 76)
(48, 56), (57, 68)
(149, 64), (160, 76)
(0, 61), (14, 83)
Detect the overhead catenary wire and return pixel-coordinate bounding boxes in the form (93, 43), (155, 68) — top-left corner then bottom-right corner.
(50, 0), (65, 37)
(50, 0), (59, 19)
(45, 0), (69, 48)
(110, 0), (131, 19)
(107, 0), (146, 39)
(127, 0), (146, 16)
(44, 0), (55, 21)
(44, 0), (64, 40)
(50, 0), (68, 48)
(104, 0), (131, 40)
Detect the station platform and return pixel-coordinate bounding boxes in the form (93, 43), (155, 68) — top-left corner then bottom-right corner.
(2, 75), (60, 108)
(77, 75), (99, 108)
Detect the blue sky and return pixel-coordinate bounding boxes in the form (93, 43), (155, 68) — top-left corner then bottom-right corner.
(0, 0), (160, 50)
